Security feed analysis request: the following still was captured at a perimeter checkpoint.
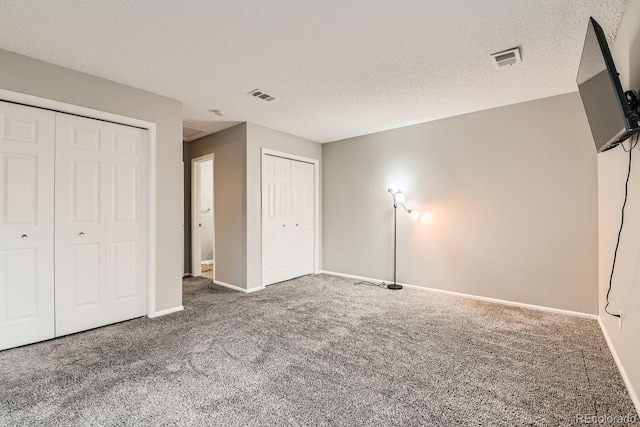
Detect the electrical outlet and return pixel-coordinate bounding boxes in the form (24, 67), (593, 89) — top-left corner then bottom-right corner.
(618, 310), (623, 329)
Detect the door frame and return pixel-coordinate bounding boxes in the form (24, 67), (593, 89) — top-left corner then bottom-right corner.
(191, 153), (215, 278)
(261, 148), (320, 287)
(0, 88), (159, 317)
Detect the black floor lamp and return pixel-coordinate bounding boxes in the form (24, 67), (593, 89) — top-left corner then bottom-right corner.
(387, 183), (419, 290)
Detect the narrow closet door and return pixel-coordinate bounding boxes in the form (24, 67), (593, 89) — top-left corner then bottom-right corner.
(290, 160), (314, 279)
(55, 113), (109, 335)
(105, 120), (147, 324)
(262, 155), (291, 285)
(0, 101), (55, 350)
(55, 113), (147, 336)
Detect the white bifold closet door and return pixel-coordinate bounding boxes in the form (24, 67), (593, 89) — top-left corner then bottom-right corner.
(55, 113), (148, 336)
(290, 160), (314, 278)
(262, 155), (314, 285)
(0, 101), (56, 350)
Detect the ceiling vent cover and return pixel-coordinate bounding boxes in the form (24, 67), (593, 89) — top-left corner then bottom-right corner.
(248, 89), (276, 102)
(490, 47), (521, 68)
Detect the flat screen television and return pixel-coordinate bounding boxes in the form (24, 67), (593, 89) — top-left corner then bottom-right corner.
(577, 17), (639, 152)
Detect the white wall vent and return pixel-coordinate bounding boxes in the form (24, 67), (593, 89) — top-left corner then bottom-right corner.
(248, 89), (276, 102)
(490, 47), (521, 68)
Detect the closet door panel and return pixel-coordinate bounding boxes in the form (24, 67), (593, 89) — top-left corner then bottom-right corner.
(262, 155), (291, 285)
(55, 114), (108, 336)
(290, 160), (314, 278)
(2, 250), (37, 316)
(0, 101), (55, 350)
(106, 123), (147, 323)
(3, 154), (37, 223)
(73, 160), (101, 222)
(72, 243), (102, 306)
(56, 114), (147, 335)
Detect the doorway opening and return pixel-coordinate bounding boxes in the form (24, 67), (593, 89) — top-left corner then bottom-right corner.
(191, 154), (215, 279)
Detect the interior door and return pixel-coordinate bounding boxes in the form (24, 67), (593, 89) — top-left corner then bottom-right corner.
(262, 155), (291, 285)
(55, 113), (147, 336)
(0, 101), (55, 350)
(290, 160), (314, 278)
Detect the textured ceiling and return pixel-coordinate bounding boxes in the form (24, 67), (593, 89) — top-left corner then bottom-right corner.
(0, 0), (628, 143)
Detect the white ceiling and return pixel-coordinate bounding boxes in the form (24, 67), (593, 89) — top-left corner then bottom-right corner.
(0, 0), (628, 143)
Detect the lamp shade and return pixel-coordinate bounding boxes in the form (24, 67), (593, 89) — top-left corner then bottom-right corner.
(388, 182), (399, 193)
(409, 210), (420, 221)
(395, 191), (406, 203)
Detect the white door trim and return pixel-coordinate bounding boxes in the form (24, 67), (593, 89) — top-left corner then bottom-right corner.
(261, 148), (320, 287)
(0, 88), (159, 318)
(191, 153), (215, 278)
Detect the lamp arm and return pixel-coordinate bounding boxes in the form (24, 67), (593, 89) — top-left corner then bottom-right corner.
(396, 202), (411, 213)
(389, 191), (405, 207)
(389, 189), (415, 215)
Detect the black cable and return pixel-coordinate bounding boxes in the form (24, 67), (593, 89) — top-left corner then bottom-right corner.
(354, 281), (386, 288)
(605, 133), (639, 318)
(622, 132), (638, 152)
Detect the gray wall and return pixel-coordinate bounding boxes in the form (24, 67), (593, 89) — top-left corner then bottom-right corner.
(185, 124), (247, 287)
(0, 49), (183, 312)
(246, 123), (322, 289)
(323, 92), (598, 314)
(599, 0), (640, 410)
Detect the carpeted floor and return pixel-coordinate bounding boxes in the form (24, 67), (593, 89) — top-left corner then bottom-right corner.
(0, 274), (636, 426)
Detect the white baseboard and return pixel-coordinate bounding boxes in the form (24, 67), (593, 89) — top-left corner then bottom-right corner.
(597, 316), (640, 415)
(319, 270), (597, 319)
(201, 260), (214, 265)
(213, 279), (265, 294)
(148, 305), (184, 318)
(213, 280), (245, 292)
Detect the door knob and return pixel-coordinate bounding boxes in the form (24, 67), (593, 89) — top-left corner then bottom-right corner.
(79, 232), (85, 237)
(296, 224), (299, 227)
(21, 234), (28, 240)
(282, 224), (286, 227)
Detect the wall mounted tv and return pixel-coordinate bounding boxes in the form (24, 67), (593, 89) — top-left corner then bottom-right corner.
(577, 17), (639, 153)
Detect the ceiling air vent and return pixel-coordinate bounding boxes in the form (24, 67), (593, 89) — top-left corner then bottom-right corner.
(248, 89), (276, 102)
(490, 47), (521, 68)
